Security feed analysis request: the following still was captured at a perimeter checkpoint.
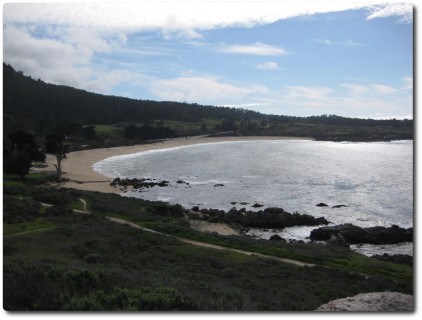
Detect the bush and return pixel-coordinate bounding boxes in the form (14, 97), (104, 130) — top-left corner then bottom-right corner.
(3, 196), (42, 223)
(44, 205), (73, 217)
(3, 262), (126, 311)
(148, 202), (188, 218)
(31, 188), (76, 206)
(83, 254), (103, 264)
(3, 244), (17, 256)
(64, 287), (199, 311)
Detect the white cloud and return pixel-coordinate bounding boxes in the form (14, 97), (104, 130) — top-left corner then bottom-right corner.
(63, 27), (111, 53)
(341, 84), (369, 95)
(3, 26), (141, 93)
(3, 1), (380, 39)
(402, 77), (413, 90)
(256, 61), (279, 70)
(285, 86), (332, 100)
(3, 26), (92, 81)
(219, 42), (288, 56)
(366, 3), (413, 23)
(86, 70), (140, 93)
(371, 83), (397, 95)
(150, 76), (269, 103)
(313, 39), (364, 46)
(278, 81), (412, 117)
(342, 82), (409, 96)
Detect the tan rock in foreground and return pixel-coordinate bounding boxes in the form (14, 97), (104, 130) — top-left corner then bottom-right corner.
(315, 291), (413, 312)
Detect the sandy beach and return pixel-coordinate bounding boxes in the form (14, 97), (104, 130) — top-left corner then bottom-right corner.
(41, 135), (311, 194)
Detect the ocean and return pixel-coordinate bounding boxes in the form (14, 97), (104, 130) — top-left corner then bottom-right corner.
(93, 139), (413, 256)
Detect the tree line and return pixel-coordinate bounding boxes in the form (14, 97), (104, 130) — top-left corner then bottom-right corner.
(3, 63), (264, 136)
(3, 63), (412, 138)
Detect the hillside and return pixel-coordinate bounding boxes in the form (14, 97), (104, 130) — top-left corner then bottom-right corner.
(3, 63), (263, 135)
(3, 63), (413, 143)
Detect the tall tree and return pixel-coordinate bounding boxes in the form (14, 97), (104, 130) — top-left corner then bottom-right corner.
(4, 131), (46, 179)
(45, 134), (68, 181)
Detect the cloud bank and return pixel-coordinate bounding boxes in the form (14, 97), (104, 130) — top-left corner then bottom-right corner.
(4, 2), (413, 37)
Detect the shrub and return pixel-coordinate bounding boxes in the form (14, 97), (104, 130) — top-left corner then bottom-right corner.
(64, 287), (199, 311)
(83, 254), (103, 264)
(44, 205), (73, 217)
(31, 188), (76, 206)
(3, 196), (42, 223)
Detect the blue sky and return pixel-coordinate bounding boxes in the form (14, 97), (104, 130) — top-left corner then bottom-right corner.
(2, 1), (414, 119)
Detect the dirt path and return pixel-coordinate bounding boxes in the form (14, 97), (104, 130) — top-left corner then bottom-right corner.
(4, 227), (58, 237)
(106, 217), (315, 267)
(12, 201), (314, 267)
(79, 198), (88, 211)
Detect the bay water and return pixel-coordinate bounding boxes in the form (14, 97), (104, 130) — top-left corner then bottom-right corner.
(93, 139), (413, 256)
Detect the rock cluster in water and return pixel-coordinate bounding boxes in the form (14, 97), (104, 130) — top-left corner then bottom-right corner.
(188, 206), (329, 230)
(110, 177), (191, 190)
(309, 224), (413, 245)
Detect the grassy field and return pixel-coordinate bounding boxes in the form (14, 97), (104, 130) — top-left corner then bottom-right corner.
(2, 175), (413, 311)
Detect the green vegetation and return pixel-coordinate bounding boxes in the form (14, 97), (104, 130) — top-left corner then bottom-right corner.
(3, 175), (413, 311)
(3, 213), (412, 311)
(3, 219), (56, 236)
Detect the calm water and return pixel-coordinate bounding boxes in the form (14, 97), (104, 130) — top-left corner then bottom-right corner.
(93, 139), (413, 256)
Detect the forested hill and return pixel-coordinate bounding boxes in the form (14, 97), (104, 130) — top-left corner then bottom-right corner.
(3, 63), (264, 135)
(3, 63), (413, 141)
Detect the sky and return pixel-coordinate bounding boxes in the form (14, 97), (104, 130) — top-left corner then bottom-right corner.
(2, 0), (414, 119)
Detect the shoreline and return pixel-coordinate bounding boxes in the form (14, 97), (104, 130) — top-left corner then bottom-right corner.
(42, 135), (312, 194)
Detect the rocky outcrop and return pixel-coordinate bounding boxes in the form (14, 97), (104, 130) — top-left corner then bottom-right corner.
(372, 253), (413, 266)
(326, 233), (349, 248)
(269, 234), (286, 242)
(316, 203), (328, 207)
(310, 224), (413, 244)
(188, 206), (329, 230)
(315, 291), (413, 311)
(110, 177), (170, 190)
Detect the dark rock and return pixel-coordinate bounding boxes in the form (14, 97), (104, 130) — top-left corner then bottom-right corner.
(187, 211), (202, 220)
(230, 202), (237, 205)
(157, 180), (170, 187)
(252, 203), (264, 208)
(269, 234), (286, 242)
(327, 233), (349, 248)
(316, 203), (329, 207)
(240, 202), (249, 205)
(213, 184), (225, 187)
(310, 224), (366, 242)
(208, 209), (225, 219)
(364, 225), (413, 244)
(372, 253), (413, 266)
(191, 206), (200, 212)
(310, 224), (413, 244)
(264, 207), (284, 214)
(110, 177), (170, 190)
(224, 206), (328, 229)
(332, 204), (348, 208)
